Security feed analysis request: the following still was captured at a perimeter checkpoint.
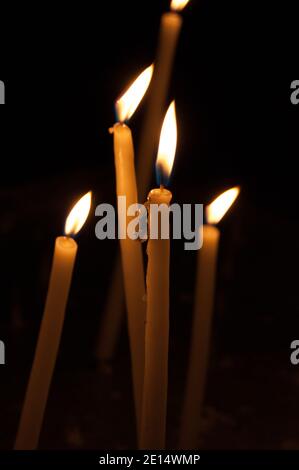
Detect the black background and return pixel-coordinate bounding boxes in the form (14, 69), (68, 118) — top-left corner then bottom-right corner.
(0, 0), (298, 451)
(1, 1), (297, 193)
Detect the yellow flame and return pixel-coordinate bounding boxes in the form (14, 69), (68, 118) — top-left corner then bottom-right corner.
(65, 191), (92, 236)
(206, 187), (240, 225)
(171, 0), (190, 12)
(115, 64), (154, 122)
(156, 101), (177, 180)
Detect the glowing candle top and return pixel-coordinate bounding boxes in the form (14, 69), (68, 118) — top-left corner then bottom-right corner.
(115, 65), (154, 123)
(206, 187), (240, 225)
(170, 0), (190, 12)
(64, 191), (92, 236)
(155, 101), (177, 187)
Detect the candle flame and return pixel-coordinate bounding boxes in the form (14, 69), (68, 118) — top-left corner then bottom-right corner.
(115, 64), (154, 122)
(156, 101), (177, 185)
(206, 187), (240, 225)
(170, 0), (190, 12)
(65, 191), (92, 236)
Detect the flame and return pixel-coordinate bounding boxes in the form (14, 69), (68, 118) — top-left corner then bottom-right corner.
(206, 187), (240, 225)
(115, 64), (154, 122)
(170, 0), (190, 12)
(65, 191), (92, 236)
(156, 101), (177, 184)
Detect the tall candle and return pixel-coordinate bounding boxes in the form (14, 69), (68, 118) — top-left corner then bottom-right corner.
(141, 102), (177, 450)
(95, 66), (153, 366)
(137, 0), (190, 201)
(95, 0), (191, 365)
(112, 65), (154, 439)
(180, 187), (240, 449)
(15, 192), (92, 450)
(180, 224), (219, 450)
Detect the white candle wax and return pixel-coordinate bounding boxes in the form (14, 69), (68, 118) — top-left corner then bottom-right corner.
(180, 186), (240, 449)
(180, 224), (219, 448)
(141, 187), (172, 450)
(15, 236), (78, 450)
(113, 122), (146, 438)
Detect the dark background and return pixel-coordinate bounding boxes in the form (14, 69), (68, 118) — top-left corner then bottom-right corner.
(0, 0), (298, 450)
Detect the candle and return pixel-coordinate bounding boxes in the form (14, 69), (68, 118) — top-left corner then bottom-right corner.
(180, 187), (240, 449)
(95, 67), (153, 369)
(111, 65), (154, 439)
(15, 192), (92, 450)
(95, 0), (191, 366)
(137, 0), (190, 201)
(141, 102), (177, 450)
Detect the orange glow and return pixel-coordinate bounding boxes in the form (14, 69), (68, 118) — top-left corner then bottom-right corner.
(65, 191), (92, 236)
(170, 0), (190, 12)
(206, 187), (240, 225)
(156, 101), (177, 182)
(115, 64), (154, 122)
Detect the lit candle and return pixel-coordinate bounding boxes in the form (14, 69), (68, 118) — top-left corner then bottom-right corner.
(137, 0), (190, 200)
(15, 192), (92, 450)
(111, 65), (154, 438)
(95, 0), (191, 366)
(180, 187), (240, 449)
(140, 102), (177, 450)
(95, 67), (154, 372)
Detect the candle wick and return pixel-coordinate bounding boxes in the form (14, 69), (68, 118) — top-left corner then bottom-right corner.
(160, 184), (165, 191)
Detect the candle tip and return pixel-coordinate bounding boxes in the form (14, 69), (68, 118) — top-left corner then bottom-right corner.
(64, 191), (92, 236)
(170, 0), (190, 12)
(115, 64), (154, 122)
(206, 186), (240, 225)
(156, 101), (177, 187)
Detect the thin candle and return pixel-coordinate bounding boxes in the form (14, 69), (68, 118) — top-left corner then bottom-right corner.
(95, 0), (191, 367)
(95, 67), (153, 378)
(111, 65), (154, 439)
(180, 187), (240, 449)
(15, 192), (92, 450)
(140, 101), (177, 450)
(137, 0), (190, 201)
